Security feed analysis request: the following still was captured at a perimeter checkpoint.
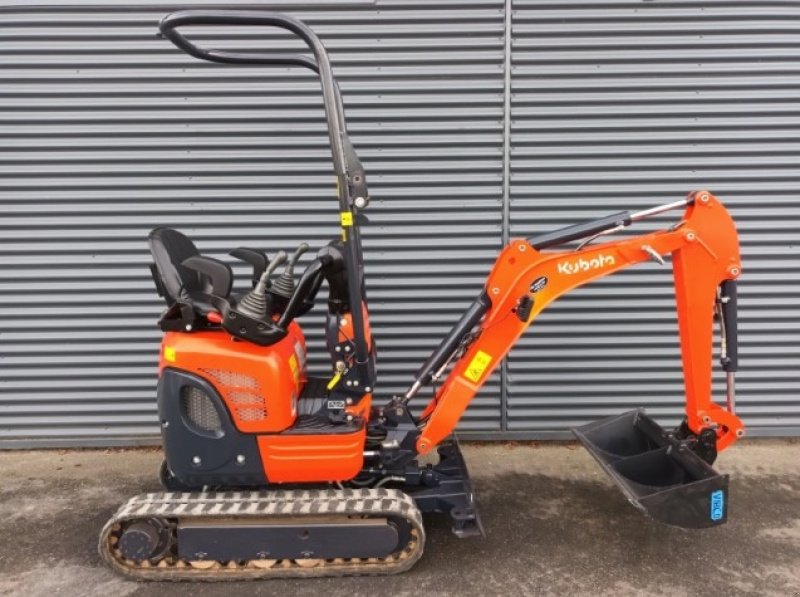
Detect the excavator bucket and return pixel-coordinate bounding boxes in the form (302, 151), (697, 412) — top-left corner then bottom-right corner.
(572, 409), (728, 529)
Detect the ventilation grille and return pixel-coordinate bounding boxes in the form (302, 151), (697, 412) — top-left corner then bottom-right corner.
(201, 369), (259, 391)
(238, 407), (268, 422)
(180, 386), (223, 434)
(228, 390), (261, 405)
(201, 368), (267, 424)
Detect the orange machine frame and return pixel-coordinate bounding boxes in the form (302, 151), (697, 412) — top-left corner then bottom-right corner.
(416, 192), (744, 455)
(158, 322), (306, 434)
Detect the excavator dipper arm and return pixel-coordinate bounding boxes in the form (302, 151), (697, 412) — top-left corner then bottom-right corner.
(413, 191), (743, 456)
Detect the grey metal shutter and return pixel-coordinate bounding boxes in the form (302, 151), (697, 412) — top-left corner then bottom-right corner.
(0, 0), (506, 446)
(508, 0), (800, 436)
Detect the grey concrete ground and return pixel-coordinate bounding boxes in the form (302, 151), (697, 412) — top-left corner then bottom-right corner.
(0, 441), (797, 597)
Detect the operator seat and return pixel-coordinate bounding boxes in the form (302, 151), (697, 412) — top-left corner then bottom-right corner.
(148, 227), (202, 305)
(148, 227), (232, 314)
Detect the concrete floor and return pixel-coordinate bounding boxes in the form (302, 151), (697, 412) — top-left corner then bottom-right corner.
(0, 441), (797, 597)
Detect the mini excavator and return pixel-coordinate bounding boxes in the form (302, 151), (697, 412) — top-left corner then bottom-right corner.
(100, 10), (745, 580)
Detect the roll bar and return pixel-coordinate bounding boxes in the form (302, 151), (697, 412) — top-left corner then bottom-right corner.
(158, 10), (372, 377)
(157, 11), (363, 186)
(158, 11), (351, 138)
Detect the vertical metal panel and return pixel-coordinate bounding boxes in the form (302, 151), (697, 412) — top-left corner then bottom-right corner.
(509, 0), (800, 435)
(0, 1), (506, 446)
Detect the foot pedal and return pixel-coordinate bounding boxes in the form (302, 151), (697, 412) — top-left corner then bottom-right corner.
(572, 409), (728, 529)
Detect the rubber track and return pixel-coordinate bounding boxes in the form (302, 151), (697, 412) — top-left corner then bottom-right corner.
(99, 488), (425, 581)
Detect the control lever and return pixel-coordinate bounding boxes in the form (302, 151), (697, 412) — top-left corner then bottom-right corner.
(270, 243), (310, 301)
(235, 251), (287, 320)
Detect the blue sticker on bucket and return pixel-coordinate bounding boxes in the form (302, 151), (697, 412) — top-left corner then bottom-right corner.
(710, 490), (725, 521)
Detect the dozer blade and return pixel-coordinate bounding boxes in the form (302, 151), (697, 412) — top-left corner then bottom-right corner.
(572, 409), (728, 529)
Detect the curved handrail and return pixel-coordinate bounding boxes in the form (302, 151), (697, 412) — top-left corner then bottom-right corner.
(158, 10), (354, 197)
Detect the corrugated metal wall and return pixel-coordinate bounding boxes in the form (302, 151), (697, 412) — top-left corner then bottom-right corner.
(0, 0), (505, 446)
(1, 0), (798, 447)
(508, 0), (800, 435)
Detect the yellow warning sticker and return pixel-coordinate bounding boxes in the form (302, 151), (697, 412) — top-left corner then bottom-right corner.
(163, 346), (177, 363)
(289, 354), (299, 385)
(341, 211), (354, 227)
(463, 350), (493, 383)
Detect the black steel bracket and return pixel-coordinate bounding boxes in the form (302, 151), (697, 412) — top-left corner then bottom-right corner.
(404, 437), (485, 538)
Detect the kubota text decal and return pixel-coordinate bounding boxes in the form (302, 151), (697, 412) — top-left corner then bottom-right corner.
(557, 254), (616, 275)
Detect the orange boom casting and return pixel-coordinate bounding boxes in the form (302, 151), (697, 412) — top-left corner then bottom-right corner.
(416, 191), (743, 455)
(100, 9), (745, 581)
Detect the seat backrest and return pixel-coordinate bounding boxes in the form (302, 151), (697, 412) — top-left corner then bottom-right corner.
(148, 227), (202, 304)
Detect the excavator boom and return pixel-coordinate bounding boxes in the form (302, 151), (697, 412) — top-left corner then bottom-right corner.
(405, 190), (743, 528)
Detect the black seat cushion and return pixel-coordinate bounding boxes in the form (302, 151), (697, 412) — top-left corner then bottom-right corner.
(148, 227), (203, 304)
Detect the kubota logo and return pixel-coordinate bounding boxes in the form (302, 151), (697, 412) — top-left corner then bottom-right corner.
(557, 254), (616, 275)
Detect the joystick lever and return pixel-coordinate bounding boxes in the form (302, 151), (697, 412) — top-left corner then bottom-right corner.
(270, 243), (310, 300)
(235, 251), (287, 320)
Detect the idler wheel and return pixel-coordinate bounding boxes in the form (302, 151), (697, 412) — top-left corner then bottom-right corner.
(118, 519), (171, 562)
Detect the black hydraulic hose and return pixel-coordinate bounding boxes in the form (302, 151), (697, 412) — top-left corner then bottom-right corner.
(407, 291), (492, 399)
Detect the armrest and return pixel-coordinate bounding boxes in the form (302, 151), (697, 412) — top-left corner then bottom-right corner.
(181, 255), (233, 298)
(230, 247), (269, 287)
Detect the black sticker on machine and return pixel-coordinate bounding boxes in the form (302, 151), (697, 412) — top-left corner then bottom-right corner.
(530, 276), (548, 293)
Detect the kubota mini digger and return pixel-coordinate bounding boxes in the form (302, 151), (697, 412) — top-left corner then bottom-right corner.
(100, 10), (745, 580)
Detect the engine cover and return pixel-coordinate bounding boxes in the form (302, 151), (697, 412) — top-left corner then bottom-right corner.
(158, 322), (306, 433)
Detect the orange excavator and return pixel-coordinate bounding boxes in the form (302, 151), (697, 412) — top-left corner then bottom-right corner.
(100, 10), (744, 580)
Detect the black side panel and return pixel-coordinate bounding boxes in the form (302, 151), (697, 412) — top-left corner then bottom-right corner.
(177, 519), (400, 561)
(158, 368), (267, 487)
